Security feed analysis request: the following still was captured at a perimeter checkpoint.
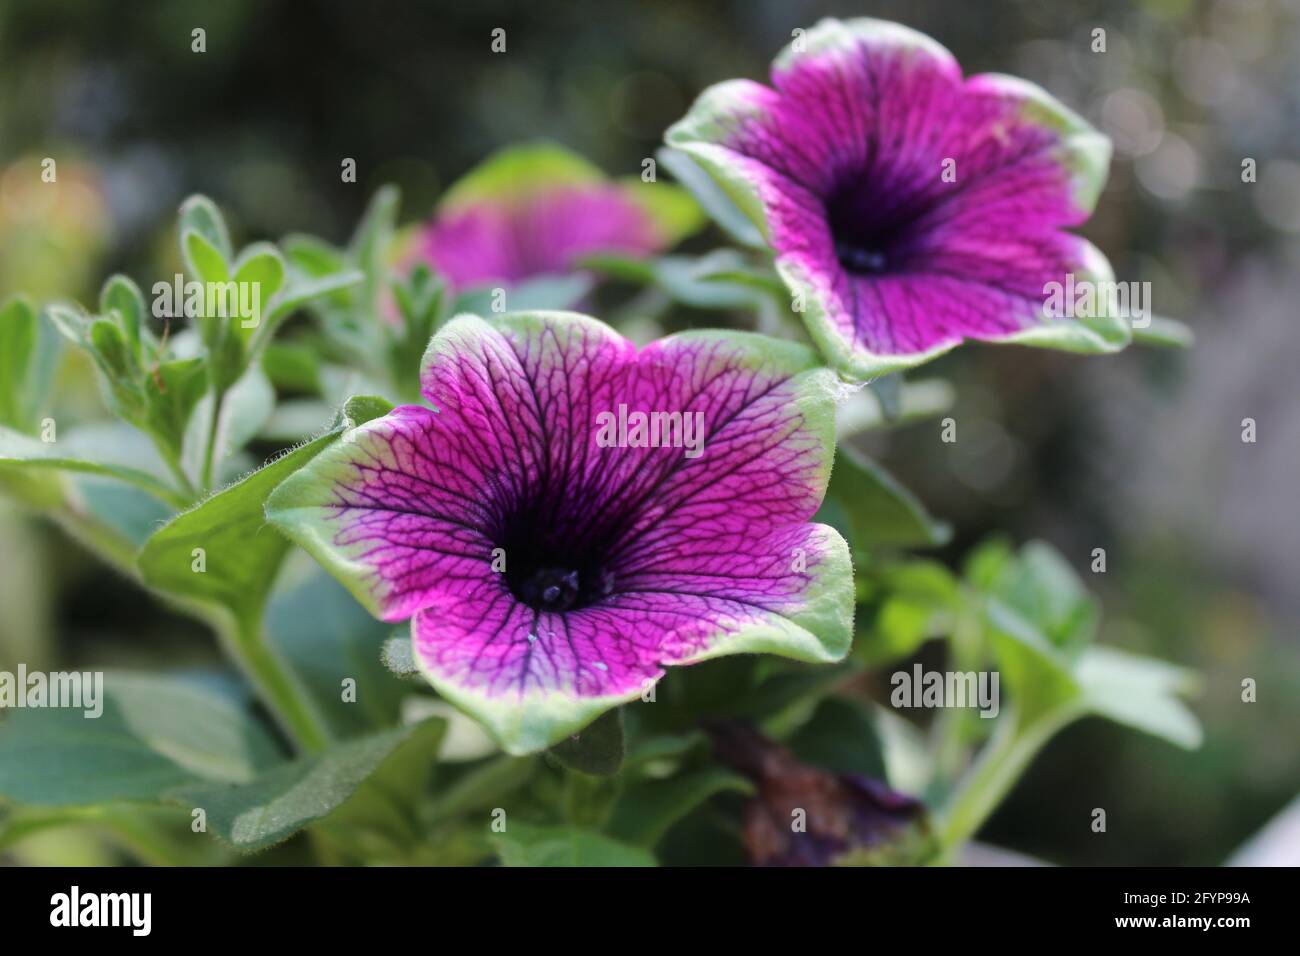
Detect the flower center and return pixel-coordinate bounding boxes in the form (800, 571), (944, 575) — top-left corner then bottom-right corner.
(500, 514), (615, 612)
(833, 240), (889, 275)
(825, 181), (915, 277)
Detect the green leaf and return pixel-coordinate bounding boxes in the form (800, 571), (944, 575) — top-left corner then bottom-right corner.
(734, 659), (862, 726)
(142, 356), (208, 464)
(182, 229), (230, 286)
(265, 561), (408, 737)
(491, 822), (656, 867)
(817, 445), (950, 551)
(547, 708), (625, 776)
(962, 536), (1015, 591)
(0, 425), (187, 507)
(142, 395), (393, 623)
(582, 249), (769, 310)
(983, 599), (1082, 726)
(451, 273), (593, 315)
(432, 756), (537, 822)
(139, 396), (393, 750)
(656, 147), (766, 248)
(860, 559), (961, 665)
(252, 269), (366, 355)
(282, 234), (346, 277)
(0, 297), (60, 432)
(1131, 315), (1194, 349)
(0, 672), (283, 807)
(967, 540), (1097, 653)
(868, 373), (903, 421)
(835, 378), (955, 438)
(90, 318), (136, 381)
(994, 541), (1098, 651)
(44, 302), (94, 349)
(346, 184), (399, 335)
(262, 342), (324, 394)
(182, 365), (275, 479)
(178, 194), (233, 262)
(1075, 646), (1202, 748)
(0, 297), (38, 428)
(311, 715), (447, 860)
(608, 768), (752, 847)
(232, 243), (288, 343)
(76, 480), (174, 552)
(787, 696), (887, 778)
(171, 718), (445, 851)
(99, 274), (148, 355)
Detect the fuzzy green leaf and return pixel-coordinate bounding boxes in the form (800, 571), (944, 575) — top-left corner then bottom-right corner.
(491, 822), (656, 867)
(170, 718), (445, 851)
(0, 672), (283, 807)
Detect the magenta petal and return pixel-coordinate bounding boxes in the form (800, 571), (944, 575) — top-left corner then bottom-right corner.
(667, 18), (1126, 378)
(267, 312), (853, 752)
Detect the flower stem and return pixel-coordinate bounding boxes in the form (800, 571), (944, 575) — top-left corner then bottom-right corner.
(929, 605), (982, 792)
(935, 705), (1077, 856)
(213, 610), (332, 754)
(199, 385), (225, 493)
(150, 436), (199, 504)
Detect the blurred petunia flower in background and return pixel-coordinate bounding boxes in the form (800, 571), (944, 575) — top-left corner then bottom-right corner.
(710, 720), (933, 866)
(266, 311), (854, 753)
(667, 18), (1131, 379)
(412, 144), (702, 294)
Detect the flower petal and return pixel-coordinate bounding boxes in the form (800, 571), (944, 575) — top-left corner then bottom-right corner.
(420, 144), (700, 290)
(667, 17), (1127, 379)
(265, 403), (498, 622)
(413, 519), (849, 754)
(270, 311), (854, 753)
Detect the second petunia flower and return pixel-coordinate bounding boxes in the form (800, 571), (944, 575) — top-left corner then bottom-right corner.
(266, 312), (853, 753)
(667, 18), (1132, 380)
(413, 144), (702, 295)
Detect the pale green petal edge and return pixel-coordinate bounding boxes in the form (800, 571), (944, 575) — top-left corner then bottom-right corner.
(775, 17), (959, 76)
(438, 142), (606, 212)
(666, 17), (1127, 381)
(664, 78), (782, 244)
(970, 72), (1113, 217)
(265, 414), (418, 622)
(411, 314), (856, 754)
(415, 519), (854, 757)
(275, 312), (856, 754)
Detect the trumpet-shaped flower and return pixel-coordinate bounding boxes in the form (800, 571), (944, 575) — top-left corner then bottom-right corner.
(416, 145), (701, 292)
(667, 18), (1130, 379)
(267, 311), (853, 753)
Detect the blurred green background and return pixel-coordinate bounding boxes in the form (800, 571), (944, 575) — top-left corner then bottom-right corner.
(1, 0), (1297, 865)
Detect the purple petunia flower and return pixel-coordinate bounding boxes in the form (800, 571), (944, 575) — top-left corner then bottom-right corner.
(414, 144), (702, 293)
(667, 18), (1131, 379)
(266, 311), (853, 753)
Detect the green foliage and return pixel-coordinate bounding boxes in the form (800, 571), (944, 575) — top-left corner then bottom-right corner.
(174, 718), (445, 852)
(547, 708), (626, 777)
(139, 396), (393, 630)
(0, 296), (60, 433)
(817, 445), (950, 554)
(492, 823), (657, 867)
(0, 673), (284, 806)
(0, 175), (1202, 867)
